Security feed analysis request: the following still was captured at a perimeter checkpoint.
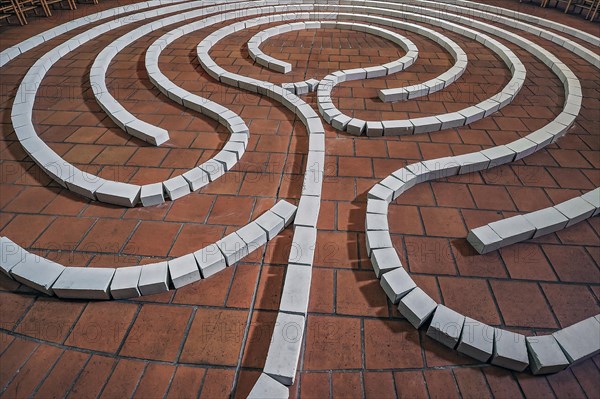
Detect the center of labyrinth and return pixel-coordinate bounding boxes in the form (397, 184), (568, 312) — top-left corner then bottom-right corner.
(1, 0), (599, 398)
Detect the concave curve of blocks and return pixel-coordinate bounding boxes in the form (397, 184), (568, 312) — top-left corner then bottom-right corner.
(0, 200), (297, 300)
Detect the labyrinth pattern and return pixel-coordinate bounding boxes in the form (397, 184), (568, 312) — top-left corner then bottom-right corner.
(1, 0), (599, 397)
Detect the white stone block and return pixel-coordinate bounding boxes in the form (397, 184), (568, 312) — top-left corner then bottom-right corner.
(214, 150), (238, 171)
(271, 200), (297, 227)
(412, 116), (442, 134)
(427, 305), (466, 349)
(379, 88), (408, 103)
(200, 159), (225, 182)
(0, 237), (26, 277)
(263, 312), (305, 385)
(367, 199), (388, 215)
(95, 181), (141, 207)
(138, 261), (169, 296)
(255, 211), (286, 241)
(580, 188), (599, 216)
(365, 213), (389, 232)
(491, 328), (529, 371)
(168, 253), (200, 289)
(52, 267), (115, 300)
(458, 106), (485, 125)
(194, 244), (226, 279)
(422, 157), (460, 179)
(346, 118), (366, 136)
(279, 264), (312, 316)
(526, 335), (569, 375)
(182, 167), (210, 191)
(332, 114), (352, 131)
(488, 215), (536, 247)
(380, 267), (416, 304)
(125, 120), (169, 146)
(454, 152), (490, 174)
(398, 287), (438, 329)
(10, 254), (65, 296)
(365, 230), (394, 257)
(368, 184), (394, 202)
(237, 222), (268, 253)
(370, 247), (402, 278)
(163, 176), (191, 201)
(437, 112), (466, 130)
(506, 137), (537, 160)
(480, 145), (516, 169)
(523, 207), (569, 238)
(65, 171), (106, 200)
(216, 232), (248, 266)
(110, 266), (142, 299)
(554, 197), (595, 227)
(140, 183), (165, 207)
(457, 317), (494, 362)
(552, 316), (600, 364)
(288, 226), (316, 266)
(405, 162), (431, 183)
(295, 196), (320, 228)
(467, 225), (503, 254)
(247, 373), (289, 399)
(366, 121), (384, 137)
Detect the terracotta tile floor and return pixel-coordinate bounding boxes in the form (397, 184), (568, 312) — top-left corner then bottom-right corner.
(1, 0), (599, 397)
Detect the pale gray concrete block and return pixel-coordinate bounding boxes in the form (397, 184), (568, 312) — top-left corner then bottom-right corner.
(247, 373), (289, 399)
(488, 215), (536, 247)
(52, 267), (115, 300)
(467, 225), (503, 254)
(271, 200), (297, 227)
(332, 114), (352, 131)
(306, 78), (319, 91)
(182, 167), (210, 191)
(138, 261), (169, 296)
(411, 116), (441, 134)
(255, 211), (286, 240)
(437, 112), (466, 130)
(200, 159), (225, 182)
(194, 244), (226, 279)
(65, 171), (106, 200)
(405, 162), (431, 183)
(523, 207), (569, 238)
(380, 267), (416, 304)
(163, 176), (191, 201)
(366, 230), (394, 257)
(140, 183), (165, 207)
(346, 118), (366, 136)
(370, 247), (402, 278)
(168, 253), (200, 289)
(506, 137), (537, 160)
(427, 305), (466, 349)
(379, 88), (408, 103)
(237, 222), (268, 253)
(526, 335), (569, 375)
(554, 197), (596, 227)
(214, 150), (237, 171)
(367, 199), (388, 215)
(552, 316), (600, 364)
(366, 121), (384, 137)
(398, 287), (438, 329)
(279, 264), (312, 316)
(264, 312), (305, 385)
(383, 120), (413, 136)
(295, 196), (320, 228)
(457, 317), (494, 362)
(368, 184), (394, 202)
(216, 232), (248, 266)
(10, 254), (65, 296)
(491, 328), (529, 371)
(365, 213), (389, 232)
(379, 175), (403, 195)
(0, 236), (26, 277)
(480, 145), (516, 169)
(288, 226), (316, 266)
(421, 157), (460, 179)
(294, 81), (309, 95)
(110, 266), (142, 299)
(454, 152), (490, 174)
(580, 188), (600, 216)
(95, 181), (141, 207)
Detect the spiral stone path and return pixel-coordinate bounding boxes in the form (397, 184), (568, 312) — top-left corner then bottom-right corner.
(0, 0), (599, 397)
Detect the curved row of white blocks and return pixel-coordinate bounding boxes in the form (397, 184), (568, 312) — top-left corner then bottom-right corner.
(312, 9), (525, 136)
(468, 188), (600, 254)
(0, 200), (296, 300)
(11, 0), (276, 207)
(364, 3), (598, 373)
(330, 0), (600, 67)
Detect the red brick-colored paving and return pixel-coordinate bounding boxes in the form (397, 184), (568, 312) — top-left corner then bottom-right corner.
(1, 0), (599, 397)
